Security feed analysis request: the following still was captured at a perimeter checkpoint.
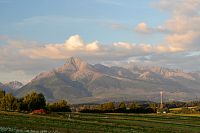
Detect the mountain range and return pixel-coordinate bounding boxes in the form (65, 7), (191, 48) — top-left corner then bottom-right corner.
(5, 81), (23, 90)
(0, 81), (23, 93)
(1, 57), (200, 104)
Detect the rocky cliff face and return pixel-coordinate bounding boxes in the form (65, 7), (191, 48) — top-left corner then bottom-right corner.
(16, 57), (200, 103)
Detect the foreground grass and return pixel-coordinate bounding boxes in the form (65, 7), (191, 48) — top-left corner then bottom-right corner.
(0, 111), (200, 133)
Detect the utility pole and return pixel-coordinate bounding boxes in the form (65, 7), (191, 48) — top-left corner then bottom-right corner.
(160, 91), (163, 109)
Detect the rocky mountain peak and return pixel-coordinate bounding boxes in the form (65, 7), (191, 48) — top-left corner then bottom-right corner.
(62, 57), (90, 71)
(5, 81), (23, 90)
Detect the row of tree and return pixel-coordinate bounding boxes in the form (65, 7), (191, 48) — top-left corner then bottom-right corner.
(165, 101), (200, 108)
(171, 107), (200, 114)
(0, 90), (71, 112)
(1, 89), (199, 114)
(78, 101), (200, 114)
(79, 102), (157, 113)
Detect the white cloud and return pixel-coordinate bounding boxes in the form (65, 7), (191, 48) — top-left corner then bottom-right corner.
(155, 0), (200, 51)
(155, 0), (200, 16)
(1, 33), (200, 83)
(134, 0), (200, 52)
(135, 22), (150, 33)
(20, 35), (101, 59)
(64, 35), (85, 51)
(135, 22), (168, 34)
(113, 42), (133, 50)
(18, 34), (195, 66)
(3, 34), (194, 64)
(86, 41), (100, 51)
(22, 35), (185, 61)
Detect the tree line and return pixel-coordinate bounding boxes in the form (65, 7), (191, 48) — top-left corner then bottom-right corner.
(0, 90), (71, 112)
(79, 102), (157, 113)
(78, 101), (200, 114)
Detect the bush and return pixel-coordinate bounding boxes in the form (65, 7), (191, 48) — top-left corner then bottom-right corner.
(47, 100), (71, 112)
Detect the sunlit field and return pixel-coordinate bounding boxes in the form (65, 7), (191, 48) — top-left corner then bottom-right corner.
(0, 111), (200, 133)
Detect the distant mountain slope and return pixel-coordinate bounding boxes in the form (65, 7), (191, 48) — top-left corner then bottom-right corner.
(4, 81), (23, 90)
(16, 57), (200, 103)
(16, 57), (95, 101)
(0, 82), (12, 92)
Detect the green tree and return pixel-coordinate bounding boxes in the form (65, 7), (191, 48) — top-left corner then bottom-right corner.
(129, 102), (141, 110)
(129, 102), (144, 113)
(116, 102), (126, 112)
(48, 100), (71, 112)
(118, 102), (126, 109)
(22, 92), (46, 111)
(195, 106), (200, 112)
(0, 90), (5, 98)
(101, 102), (115, 111)
(148, 103), (157, 113)
(0, 93), (18, 111)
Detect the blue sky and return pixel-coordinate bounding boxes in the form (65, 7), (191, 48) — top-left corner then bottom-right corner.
(0, 0), (200, 83)
(0, 0), (169, 44)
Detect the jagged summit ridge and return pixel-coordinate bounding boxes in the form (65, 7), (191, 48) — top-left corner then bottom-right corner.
(58, 57), (90, 72)
(5, 81), (23, 90)
(32, 57), (91, 81)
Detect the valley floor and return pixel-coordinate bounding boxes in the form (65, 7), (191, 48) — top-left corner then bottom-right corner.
(0, 111), (200, 133)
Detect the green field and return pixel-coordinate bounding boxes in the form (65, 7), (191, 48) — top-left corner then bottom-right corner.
(0, 112), (200, 133)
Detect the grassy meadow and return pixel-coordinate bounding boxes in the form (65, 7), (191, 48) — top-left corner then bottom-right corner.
(0, 111), (200, 133)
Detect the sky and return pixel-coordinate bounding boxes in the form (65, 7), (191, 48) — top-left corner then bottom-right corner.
(0, 0), (200, 83)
